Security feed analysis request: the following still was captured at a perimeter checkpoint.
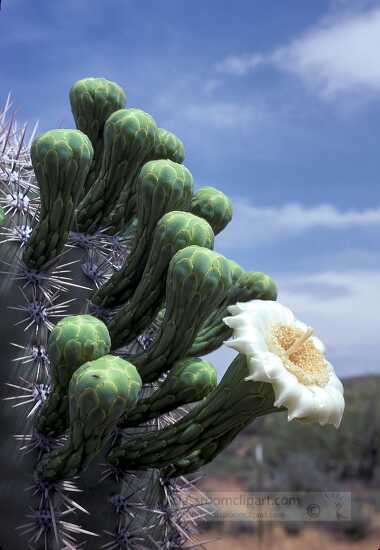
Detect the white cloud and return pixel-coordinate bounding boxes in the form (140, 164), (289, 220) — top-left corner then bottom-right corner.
(216, 7), (380, 99)
(215, 53), (265, 76)
(202, 79), (224, 96)
(272, 8), (380, 98)
(180, 101), (264, 129)
(149, 72), (269, 132)
(217, 199), (380, 249)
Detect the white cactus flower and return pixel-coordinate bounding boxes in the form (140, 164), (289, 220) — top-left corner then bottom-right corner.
(222, 300), (345, 428)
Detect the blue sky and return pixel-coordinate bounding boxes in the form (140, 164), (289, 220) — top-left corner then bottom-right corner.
(0, 0), (379, 379)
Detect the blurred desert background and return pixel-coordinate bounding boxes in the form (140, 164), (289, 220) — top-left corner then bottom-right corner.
(197, 374), (380, 549)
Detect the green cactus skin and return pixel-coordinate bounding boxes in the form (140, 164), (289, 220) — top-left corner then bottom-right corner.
(107, 127), (185, 235)
(149, 268), (277, 357)
(107, 211), (215, 348)
(113, 245), (233, 383)
(91, 159), (194, 309)
(22, 129), (94, 270)
(37, 355), (142, 482)
(37, 315), (111, 437)
(107, 353), (284, 477)
(69, 77), (127, 200)
(195, 258), (244, 329)
(153, 128), (185, 164)
(188, 271), (278, 356)
(75, 108), (158, 235)
(117, 214), (140, 248)
(0, 205), (5, 226)
(190, 186), (233, 236)
(119, 356), (217, 428)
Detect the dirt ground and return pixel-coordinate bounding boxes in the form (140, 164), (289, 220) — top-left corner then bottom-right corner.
(200, 527), (380, 550)
(196, 476), (380, 550)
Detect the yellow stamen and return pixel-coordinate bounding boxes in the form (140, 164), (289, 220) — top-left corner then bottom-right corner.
(285, 327), (314, 356)
(267, 324), (329, 387)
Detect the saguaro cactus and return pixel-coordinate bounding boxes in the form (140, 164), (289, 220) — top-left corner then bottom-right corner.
(0, 76), (344, 550)
(0, 77), (280, 549)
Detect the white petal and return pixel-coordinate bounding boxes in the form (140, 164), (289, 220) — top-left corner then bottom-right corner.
(222, 314), (248, 330)
(222, 314), (268, 351)
(325, 361), (344, 393)
(294, 320), (308, 333)
(285, 385), (317, 421)
(311, 336), (326, 354)
(222, 315), (268, 353)
(326, 389), (345, 428)
(307, 386), (336, 425)
(271, 370), (302, 407)
(247, 352), (283, 382)
(225, 304), (242, 315)
(260, 352), (286, 379)
(285, 381), (345, 428)
(226, 301), (255, 314)
(229, 300), (295, 341)
(254, 300), (295, 327)
(246, 355), (271, 382)
(223, 336), (258, 355)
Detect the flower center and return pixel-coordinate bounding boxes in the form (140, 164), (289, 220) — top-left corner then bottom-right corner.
(267, 324), (329, 387)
